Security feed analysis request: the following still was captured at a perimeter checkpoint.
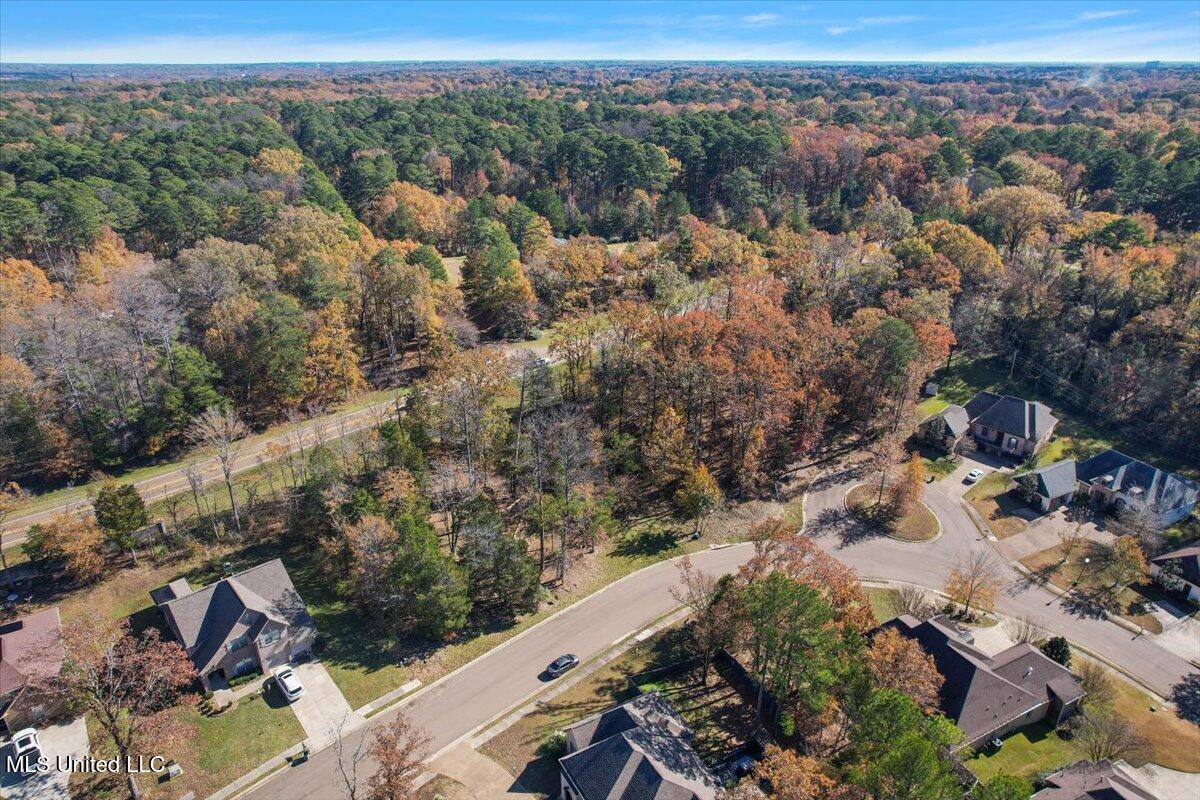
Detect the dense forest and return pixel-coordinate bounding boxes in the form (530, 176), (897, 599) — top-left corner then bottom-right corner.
(2, 63), (1199, 488)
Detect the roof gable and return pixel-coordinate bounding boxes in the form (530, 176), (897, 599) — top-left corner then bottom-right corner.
(1023, 459), (1077, 500)
(965, 392), (1057, 441)
(0, 608), (63, 694)
(1077, 450), (1200, 514)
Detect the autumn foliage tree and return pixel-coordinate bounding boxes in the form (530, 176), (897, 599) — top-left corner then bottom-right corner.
(865, 627), (943, 712)
(50, 616), (196, 800)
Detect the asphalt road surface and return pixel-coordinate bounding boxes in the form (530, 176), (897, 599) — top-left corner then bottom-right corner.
(0, 398), (403, 548)
(240, 465), (1198, 800)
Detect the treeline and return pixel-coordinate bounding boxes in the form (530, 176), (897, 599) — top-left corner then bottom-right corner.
(2, 64), (1199, 487)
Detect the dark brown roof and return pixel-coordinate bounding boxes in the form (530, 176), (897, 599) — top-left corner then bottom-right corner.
(565, 691), (690, 752)
(0, 608), (63, 694)
(879, 615), (1082, 744)
(1032, 760), (1156, 799)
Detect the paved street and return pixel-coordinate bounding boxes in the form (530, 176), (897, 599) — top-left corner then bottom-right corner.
(236, 464), (1199, 800)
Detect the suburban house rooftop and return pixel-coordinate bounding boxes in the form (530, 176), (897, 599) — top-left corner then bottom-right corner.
(963, 391), (1058, 442)
(879, 615), (1083, 747)
(150, 559), (315, 678)
(559, 691), (718, 800)
(0, 607), (63, 696)
(1032, 759), (1156, 800)
(1076, 449), (1199, 517)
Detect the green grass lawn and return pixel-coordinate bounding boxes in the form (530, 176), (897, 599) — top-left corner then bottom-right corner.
(866, 587), (902, 623)
(846, 483), (939, 542)
(966, 721), (1083, 782)
(169, 690), (306, 800)
(917, 395), (949, 417)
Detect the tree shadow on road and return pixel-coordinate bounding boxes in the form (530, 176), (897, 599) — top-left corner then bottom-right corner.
(1171, 673), (1200, 725)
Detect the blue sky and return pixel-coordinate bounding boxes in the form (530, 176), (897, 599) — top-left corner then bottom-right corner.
(1, 1), (1197, 64)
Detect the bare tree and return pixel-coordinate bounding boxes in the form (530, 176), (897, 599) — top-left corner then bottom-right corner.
(332, 714), (371, 800)
(944, 551), (1001, 619)
(187, 407), (249, 535)
(1004, 614), (1043, 644)
(1072, 707), (1149, 762)
(896, 585), (933, 620)
(1077, 659), (1116, 709)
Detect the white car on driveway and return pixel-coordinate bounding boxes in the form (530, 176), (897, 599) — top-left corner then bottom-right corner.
(9, 729), (41, 773)
(273, 665), (305, 702)
(964, 468), (985, 484)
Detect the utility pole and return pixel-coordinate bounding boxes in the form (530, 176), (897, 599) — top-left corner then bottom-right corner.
(1008, 348), (1018, 381)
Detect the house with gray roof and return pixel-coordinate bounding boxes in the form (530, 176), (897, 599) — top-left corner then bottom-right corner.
(878, 615), (1084, 749)
(150, 559), (316, 690)
(1016, 459), (1079, 513)
(1150, 544), (1200, 604)
(963, 391), (1059, 459)
(559, 692), (719, 800)
(1032, 760), (1156, 800)
(1076, 449), (1199, 528)
(917, 403), (971, 452)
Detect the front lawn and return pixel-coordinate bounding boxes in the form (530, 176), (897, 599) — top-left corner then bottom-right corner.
(1018, 541), (1162, 634)
(846, 483), (939, 542)
(964, 472), (1029, 539)
(120, 688), (306, 800)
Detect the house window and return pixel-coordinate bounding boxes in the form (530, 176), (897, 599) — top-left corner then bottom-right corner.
(259, 627), (282, 646)
(226, 634), (251, 653)
(232, 658), (256, 677)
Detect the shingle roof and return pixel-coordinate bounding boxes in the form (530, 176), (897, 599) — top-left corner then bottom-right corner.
(1076, 450), (1199, 516)
(0, 608), (63, 695)
(964, 392), (1058, 442)
(921, 404), (970, 438)
(149, 578), (193, 606)
(1151, 545), (1200, 586)
(879, 615), (1082, 745)
(154, 559), (314, 675)
(565, 691), (690, 753)
(1022, 459), (1078, 500)
(560, 723), (718, 800)
(1032, 760), (1156, 800)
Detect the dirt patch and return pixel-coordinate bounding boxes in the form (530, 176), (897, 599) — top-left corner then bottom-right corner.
(846, 483), (939, 542)
(417, 775), (477, 800)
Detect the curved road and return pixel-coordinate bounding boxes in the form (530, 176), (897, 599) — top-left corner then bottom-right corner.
(236, 466), (1196, 800)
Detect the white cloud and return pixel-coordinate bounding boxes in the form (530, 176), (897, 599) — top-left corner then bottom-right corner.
(825, 26), (857, 36)
(1077, 9), (1135, 21)
(858, 15), (922, 25)
(741, 13), (781, 26)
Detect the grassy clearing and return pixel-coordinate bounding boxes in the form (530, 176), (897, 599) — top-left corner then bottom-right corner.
(866, 587), (902, 623)
(6, 388), (405, 522)
(917, 395), (949, 417)
(965, 721), (1083, 782)
(964, 472), (1030, 539)
(846, 483), (939, 542)
(416, 776), (476, 799)
(1019, 541), (1162, 634)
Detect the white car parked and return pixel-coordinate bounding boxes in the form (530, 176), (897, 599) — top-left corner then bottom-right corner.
(10, 728), (42, 773)
(273, 665), (305, 702)
(964, 468), (985, 484)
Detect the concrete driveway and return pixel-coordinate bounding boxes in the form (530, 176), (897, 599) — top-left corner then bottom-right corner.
(286, 662), (364, 750)
(0, 717), (89, 800)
